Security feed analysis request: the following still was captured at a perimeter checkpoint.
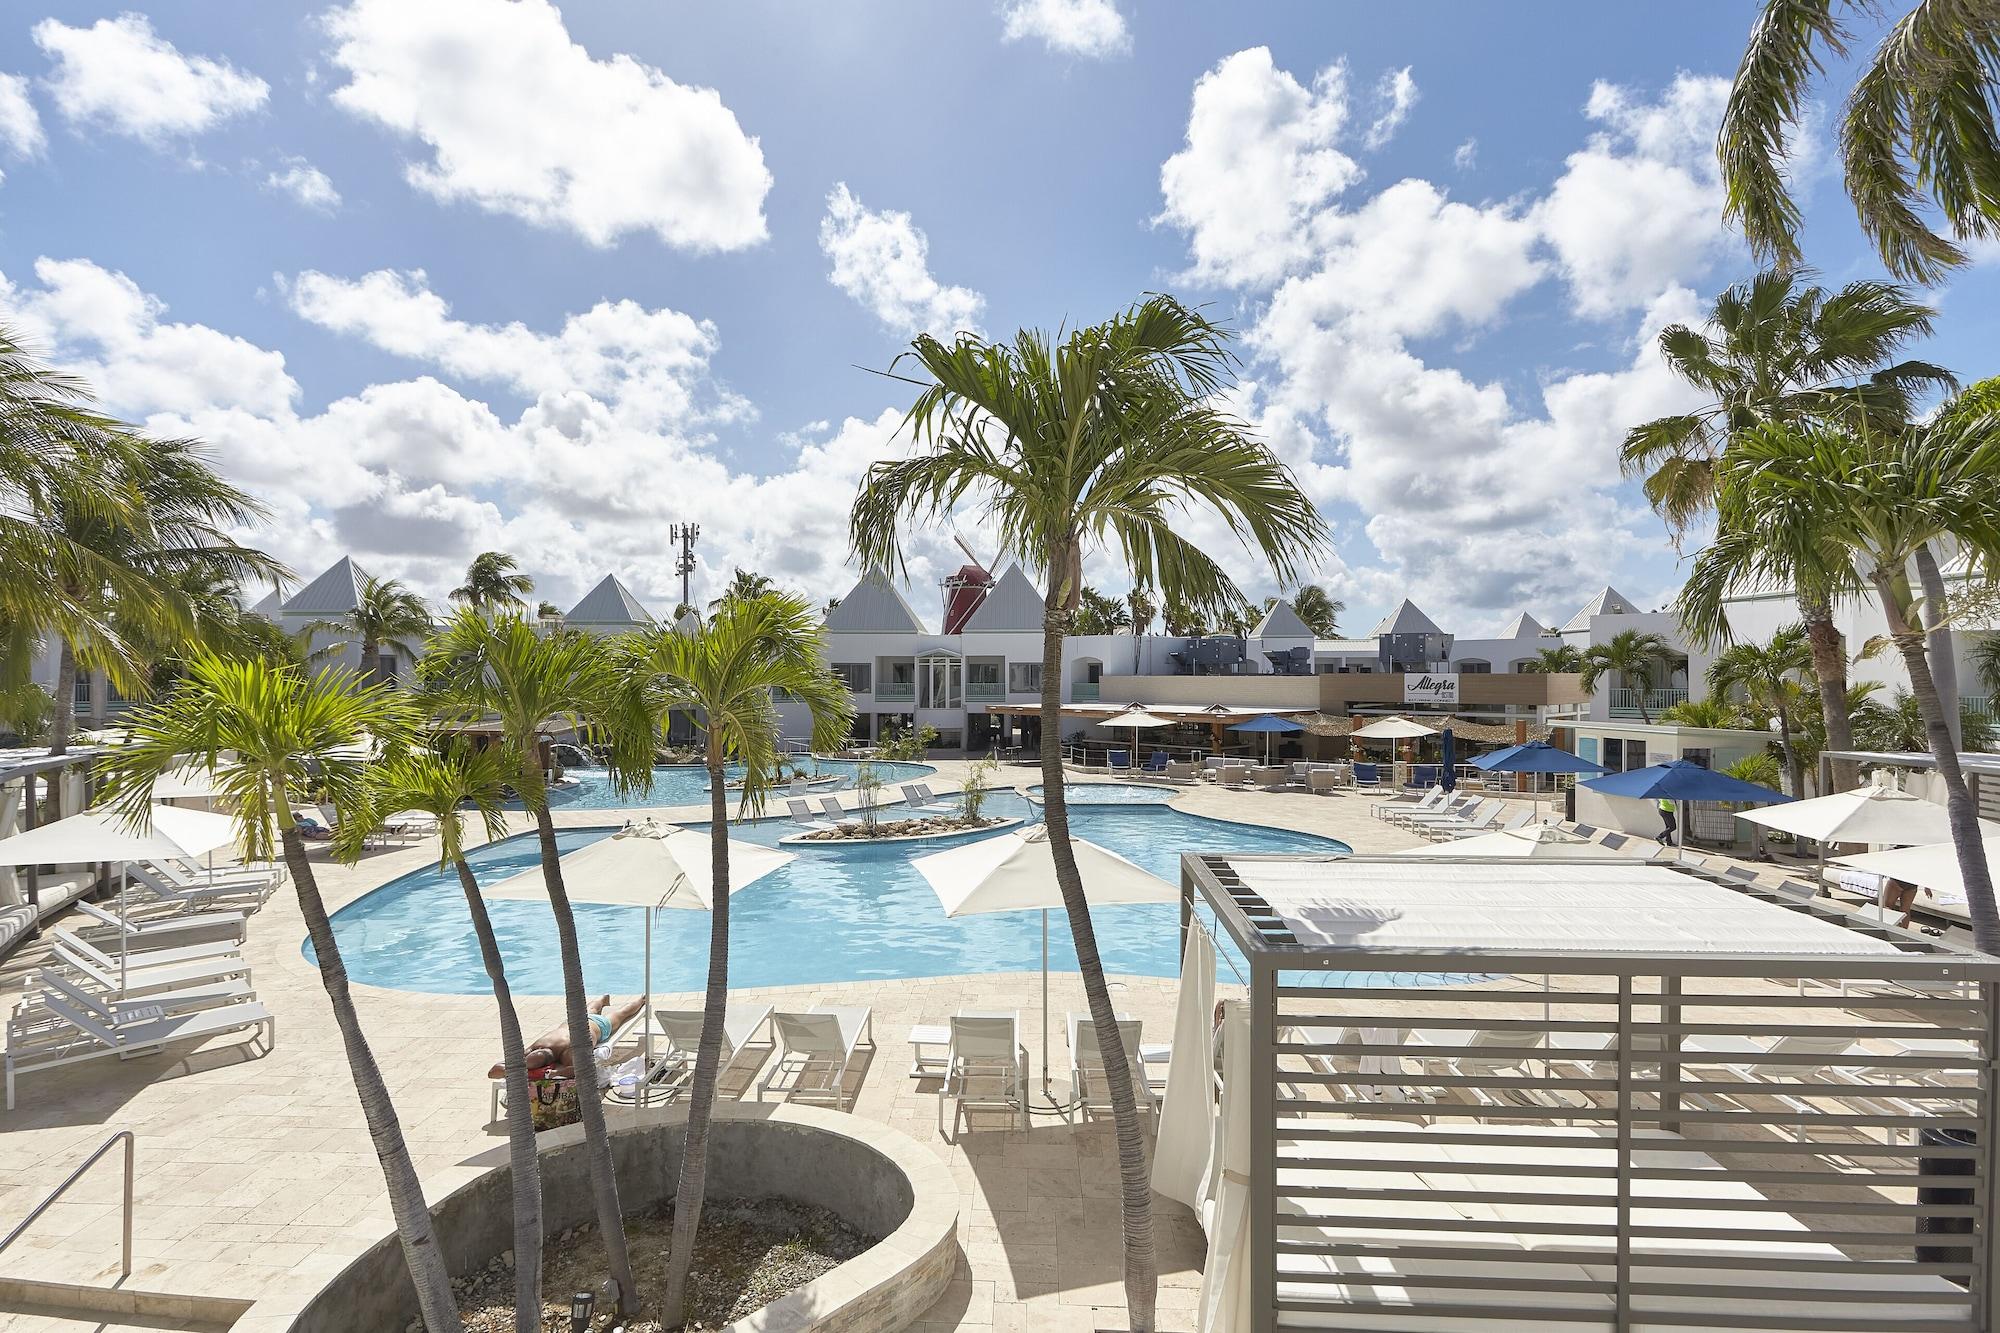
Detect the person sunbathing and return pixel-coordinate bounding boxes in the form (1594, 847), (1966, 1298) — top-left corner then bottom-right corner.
(491, 994), (643, 1081)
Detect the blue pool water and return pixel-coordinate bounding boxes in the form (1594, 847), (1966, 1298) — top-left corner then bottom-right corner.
(1026, 782), (1178, 804)
(320, 789), (1374, 995)
(529, 757), (935, 810)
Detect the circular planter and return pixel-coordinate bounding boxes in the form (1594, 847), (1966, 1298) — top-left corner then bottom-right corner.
(777, 814), (1022, 848)
(248, 1104), (958, 1333)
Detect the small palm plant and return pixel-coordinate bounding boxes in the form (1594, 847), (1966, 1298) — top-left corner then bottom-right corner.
(342, 576), (433, 684)
(451, 551), (535, 612)
(1523, 644), (1584, 673)
(1707, 625), (1813, 795)
(1579, 630), (1677, 723)
(348, 744), (542, 1332)
(419, 610), (643, 1316)
(610, 590), (852, 1324)
(96, 655), (459, 1330)
(851, 294), (1328, 1330)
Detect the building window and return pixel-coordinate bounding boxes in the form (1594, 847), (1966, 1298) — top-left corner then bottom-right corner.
(917, 654), (962, 709)
(1456, 660), (1491, 673)
(1008, 662), (1042, 693)
(1680, 747), (1713, 769)
(831, 662), (871, 693)
(73, 677), (91, 708)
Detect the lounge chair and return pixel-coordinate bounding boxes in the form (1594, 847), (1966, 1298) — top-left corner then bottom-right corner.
(126, 863), (275, 914)
(1067, 1012), (1160, 1123)
(73, 899), (246, 950)
(1409, 1026), (1562, 1109)
(1106, 748), (1130, 771)
(1142, 751), (1170, 774)
(900, 783), (957, 814)
(6, 969), (272, 1110)
(602, 1004), (774, 1108)
(785, 798), (834, 831)
(151, 858), (283, 892)
(1435, 807), (1533, 840)
(938, 1011), (1028, 1139)
(759, 1006), (875, 1110)
(381, 810), (441, 842)
(48, 929), (251, 1000)
(1373, 785), (1444, 820)
(818, 796), (861, 827)
(1391, 795), (1480, 831)
(1350, 762), (1391, 795)
(1420, 801), (1508, 842)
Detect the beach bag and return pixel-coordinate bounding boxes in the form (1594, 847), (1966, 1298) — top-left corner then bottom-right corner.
(529, 1077), (580, 1131)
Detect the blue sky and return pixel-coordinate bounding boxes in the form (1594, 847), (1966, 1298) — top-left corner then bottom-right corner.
(1, 1), (1994, 634)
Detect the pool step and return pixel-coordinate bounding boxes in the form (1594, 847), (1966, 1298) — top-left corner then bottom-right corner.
(0, 1276), (248, 1331)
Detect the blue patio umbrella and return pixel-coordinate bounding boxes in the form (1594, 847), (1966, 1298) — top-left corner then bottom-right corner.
(1582, 758), (1788, 846)
(1229, 713), (1304, 765)
(1471, 740), (1611, 775)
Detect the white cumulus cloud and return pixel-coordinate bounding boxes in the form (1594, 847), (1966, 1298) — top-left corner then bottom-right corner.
(32, 13), (267, 144)
(266, 157), (340, 212)
(998, 0), (1131, 58)
(1362, 66), (1418, 150)
(1453, 138), (1478, 170)
(0, 73), (47, 161)
(322, 0), (772, 252)
(818, 184), (984, 339)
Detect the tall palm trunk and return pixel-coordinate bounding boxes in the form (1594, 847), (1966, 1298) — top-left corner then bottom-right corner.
(1913, 545), (1961, 750)
(1800, 597), (1858, 792)
(1632, 671), (1653, 725)
(361, 635), (379, 685)
(661, 744), (733, 1322)
(1040, 584), (1155, 1331)
(280, 821), (459, 1330)
(1870, 569), (1999, 953)
(451, 851), (542, 1332)
(529, 776), (637, 1315)
(47, 642), (77, 818)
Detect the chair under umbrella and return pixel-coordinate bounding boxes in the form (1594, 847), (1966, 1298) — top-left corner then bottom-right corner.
(1228, 713), (1304, 766)
(1350, 716), (1437, 788)
(1833, 834), (2000, 912)
(480, 818), (793, 1105)
(1470, 738), (1609, 817)
(0, 804), (242, 989)
(1110, 708), (1175, 772)
(913, 825), (1175, 1114)
(1582, 758), (1788, 849)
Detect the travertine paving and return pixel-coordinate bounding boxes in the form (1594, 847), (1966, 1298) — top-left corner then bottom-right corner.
(0, 763), (1425, 1331)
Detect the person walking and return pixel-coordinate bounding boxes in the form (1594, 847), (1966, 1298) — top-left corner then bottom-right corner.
(1657, 797), (1678, 846)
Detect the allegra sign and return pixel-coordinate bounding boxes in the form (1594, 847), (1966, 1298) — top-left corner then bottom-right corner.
(1403, 672), (1458, 706)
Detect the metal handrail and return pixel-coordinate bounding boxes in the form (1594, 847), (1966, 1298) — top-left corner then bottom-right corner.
(0, 1129), (133, 1278)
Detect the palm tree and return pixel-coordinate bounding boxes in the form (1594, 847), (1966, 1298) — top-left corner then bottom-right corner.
(1522, 644), (1585, 674)
(95, 656), (459, 1329)
(1707, 624), (1813, 794)
(1720, 0), (2000, 283)
(1856, 688), (1999, 754)
(451, 551), (534, 611)
(1126, 586), (1156, 672)
(1580, 630), (1676, 723)
(1072, 586), (1128, 635)
(1657, 694), (1747, 729)
(612, 592), (852, 1324)
(851, 294), (1329, 1329)
(1624, 270), (1951, 787)
(707, 567), (775, 611)
(1691, 405), (2000, 949)
(36, 435), (286, 811)
(352, 744), (541, 1331)
(418, 610), (642, 1315)
(1293, 584), (1344, 637)
(1976, 633), (2000, 698)
(340, 577), (433, 685)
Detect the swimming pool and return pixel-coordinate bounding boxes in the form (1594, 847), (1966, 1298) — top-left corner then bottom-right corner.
(1026, 782), (1178, 804)
(528, 757), (935, 810)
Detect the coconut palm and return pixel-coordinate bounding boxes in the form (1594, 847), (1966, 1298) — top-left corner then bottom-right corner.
(418, 610), (642, 1315)
(1657, 694), (1748, 729)
(451, 551), (534, 611)
(1073, 586), (1129, 635)
(1720, 0), (2000, 283)
(1293, 584), (1344, 637)
(336, 577), (432, 685)
(1690, 404), (2000, 949)
(1522, 644), (1585, 674)
(1707, 624), (1814, 794)
(611, 592), (853, 1324)
(1976, 633), (2000, 697)
(1624, 270), (1952, 786)
(851, 294), (1329, 1329)
(1579, 630), (1677, 723)
(36, 436), (286, 812)
(1126, 586), (1155, 672)
(94, 656), (458, 1329)
(707, 567), (775, 611)
(349, 744), (540, 1331)
(1855, 687), (1999, 753)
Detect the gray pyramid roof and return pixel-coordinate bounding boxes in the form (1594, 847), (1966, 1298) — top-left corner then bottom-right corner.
(1561, 586), (1641, 633)
(283, 556), (371, 616)
(673, 608), (701, 634)
(1500, 611), (1546, 639)
(824, 568), (926, 634)
(961, 564), (1043, 634)
(567, 574), (654, 626)
(248, 587), (283, 618)
(1252, 599), (1312, 639)
(1372, 599), (1443, 636)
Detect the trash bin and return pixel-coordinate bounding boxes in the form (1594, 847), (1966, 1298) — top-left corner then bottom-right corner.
(1918, 1126), (1977, 1283)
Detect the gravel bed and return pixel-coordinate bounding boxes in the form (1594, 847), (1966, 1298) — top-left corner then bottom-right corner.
(449, 1196), (878, 1331)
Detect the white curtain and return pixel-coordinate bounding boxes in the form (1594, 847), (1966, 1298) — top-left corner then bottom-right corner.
(1198, 1000), (1251, 1333)
(1150, 921), (1216, 1210)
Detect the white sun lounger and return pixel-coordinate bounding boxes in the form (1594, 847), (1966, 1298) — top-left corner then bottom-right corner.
(48, 929), (251, 998)
(759, 1006), (875, 1111)
(938, 1011), (1028, 1139)
(1373, 785), (1445, 820)
(73, 899), (247, 950)
(901, 783), (957, 814)
(150, 857), (283, 891)
(1067, 1011), (1163, 1124)
(604, 1004), (774, 1107)
(126, 863), (276, 913)
(785, 798), (834, 831)
(6, 970), (273, 1109)
(817, 796), (863, 828)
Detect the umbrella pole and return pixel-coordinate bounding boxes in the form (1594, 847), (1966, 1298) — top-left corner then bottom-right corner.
(1041, 908), (1051, 1097)
(641, 908), (653, 1109)
(119, 863), (129, 995)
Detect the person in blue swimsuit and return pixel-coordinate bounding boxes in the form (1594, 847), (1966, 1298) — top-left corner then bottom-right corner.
(492, 994), (642, 1081)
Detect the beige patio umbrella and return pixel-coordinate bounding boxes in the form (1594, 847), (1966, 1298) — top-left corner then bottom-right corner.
(1832, 833), (2000, 915)
(1350, 715), (1437, 784)
(914, 825), (1176, 1112)
(481, 818), (794, 1104)
(1738, 785), (1999, 885)
(1111, 708), (1175, 771)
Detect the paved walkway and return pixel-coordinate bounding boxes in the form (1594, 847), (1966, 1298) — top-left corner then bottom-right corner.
(0, 762), (1424, 1331)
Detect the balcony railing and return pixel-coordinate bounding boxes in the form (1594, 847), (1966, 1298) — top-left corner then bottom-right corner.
(1072, 682), (1101, 701)
(875, 681), (915, 702)
(1968, 696), (1995, 724)
(965, 680), (1005, 702)
(1609, 687), (1689, 719)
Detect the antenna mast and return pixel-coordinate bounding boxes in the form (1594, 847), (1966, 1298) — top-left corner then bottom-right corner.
(669, 523), (700, 611)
